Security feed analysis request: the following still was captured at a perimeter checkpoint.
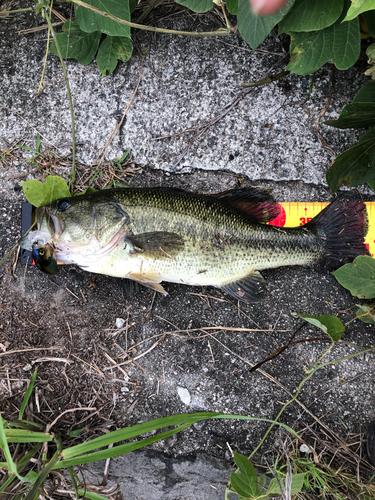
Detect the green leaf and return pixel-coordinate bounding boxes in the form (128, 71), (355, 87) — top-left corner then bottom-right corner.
(230, 452), (259, 497)
(237, 0), (295, 49)
(19, 369), (37, 421)
(343, 0), (375, 21)
(20, 176), (71, 207)
(279, 0), (345, 32)
(173, 0), (214, 13)
(97, 36), (133, 75)
(353, 81), (375, 102)
(356, 303), (375, 323)
(326, 128), (375, 192)
(75, 0), (131, 37)
(324, 103), (375, 128)
(332, 255), (375, 299)
(296, 314), (345, 341)
(324, 82), (375, 128)
(363, 10), (375, 36)
(287, 16), (360, 75)
(267, 473), (305, 496)
(129, 0), (137, 13)
(226, 0), (238, 15)
(50, 20), (101, 65)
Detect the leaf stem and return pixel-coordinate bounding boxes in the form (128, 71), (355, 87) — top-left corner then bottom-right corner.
(241, 69), (290, 88)
(0, 7), (33, 15)
(44, 10), (76, 192)
(71, 0), (231, 37)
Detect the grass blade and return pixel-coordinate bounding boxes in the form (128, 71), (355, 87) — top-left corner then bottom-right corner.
(61, 412), (217, 459)
(77, 489), (111, 500)
(5, 429), (53, 443)
(19, 369), (38, 420)
(55, 423), (191, 468)
(24, 450), (60, 500)
(62, 412), (298, 460)
(0, 414), (17, 475)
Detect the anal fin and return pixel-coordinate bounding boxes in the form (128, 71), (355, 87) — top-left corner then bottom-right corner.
(221, 271), (267, 304)
(127, 272), (168, 296)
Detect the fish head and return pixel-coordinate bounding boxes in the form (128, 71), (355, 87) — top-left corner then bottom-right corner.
(19, 193), (130, 268)
(45, 195), (130, 248)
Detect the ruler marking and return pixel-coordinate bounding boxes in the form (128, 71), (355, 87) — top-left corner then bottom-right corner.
(276, 202), (374, 257)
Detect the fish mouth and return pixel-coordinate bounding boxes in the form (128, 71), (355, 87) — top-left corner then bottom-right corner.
(19, 206), (65, 251)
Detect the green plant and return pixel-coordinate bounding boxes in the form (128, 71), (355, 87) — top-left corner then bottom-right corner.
(0, 369), (303, 499)
(2, 0), (373, 77)
(228, 451), (305, 499)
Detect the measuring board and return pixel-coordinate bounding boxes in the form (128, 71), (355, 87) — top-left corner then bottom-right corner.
(20, 202), (375, 264)
(269, 202), (375, 257)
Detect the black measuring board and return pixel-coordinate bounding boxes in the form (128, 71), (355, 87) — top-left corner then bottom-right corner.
(20, 202), (33, 265)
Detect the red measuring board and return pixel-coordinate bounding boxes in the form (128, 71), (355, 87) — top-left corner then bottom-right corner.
(269, 202), (375, 257)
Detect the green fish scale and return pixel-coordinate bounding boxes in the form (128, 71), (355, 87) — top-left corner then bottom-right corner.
(104, 189), (322, 286)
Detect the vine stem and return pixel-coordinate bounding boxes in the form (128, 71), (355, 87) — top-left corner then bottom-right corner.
(70, 0), (231, 37)
(44, 9), (76, 193)
(37, 0), (54, 95)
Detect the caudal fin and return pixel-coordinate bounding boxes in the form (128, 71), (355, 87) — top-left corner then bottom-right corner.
(307, 196), (369, 268)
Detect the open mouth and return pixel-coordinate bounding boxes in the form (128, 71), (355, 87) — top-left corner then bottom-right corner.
(19, 207), (64, 251)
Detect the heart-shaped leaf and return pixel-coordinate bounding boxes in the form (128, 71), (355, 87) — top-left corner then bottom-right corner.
(20, 176), (71, 207)
(50, 20), (101, 65)
(230, 452), (260, 497)
(296, 314), (345, 341)
(237, 0), (295, 49)
(97, 36), (133, 75)
(75, 0), (131, 37)
(333, 255), (375, 299)
(279, 0), (344, 33)
(326, 128), (375, 192)
(174, 0), (214, 13)
(286, 15), (360, 75)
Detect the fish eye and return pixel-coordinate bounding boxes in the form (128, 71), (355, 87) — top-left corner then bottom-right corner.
(57, 199), (71, 212)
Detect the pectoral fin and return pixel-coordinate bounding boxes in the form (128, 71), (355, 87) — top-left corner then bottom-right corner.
(221, 271), (267, 304)
(128, 232), (184, 259)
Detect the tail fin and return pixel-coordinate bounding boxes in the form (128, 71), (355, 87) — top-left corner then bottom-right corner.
(306, 197), (369, 268)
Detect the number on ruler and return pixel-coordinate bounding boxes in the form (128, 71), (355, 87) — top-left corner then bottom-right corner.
(300, 217), (312, 225)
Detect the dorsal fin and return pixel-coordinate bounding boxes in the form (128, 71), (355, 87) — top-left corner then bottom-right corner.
(216, 188), (280, 223)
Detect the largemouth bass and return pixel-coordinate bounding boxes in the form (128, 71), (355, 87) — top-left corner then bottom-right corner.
(19, 187), (369, 303)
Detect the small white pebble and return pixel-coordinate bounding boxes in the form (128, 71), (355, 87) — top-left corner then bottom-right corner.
(23, 364), (32, 372)
(176, 386), (191, 406)
(116, 318), (125, 329)
(300, 444), (312, 454)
